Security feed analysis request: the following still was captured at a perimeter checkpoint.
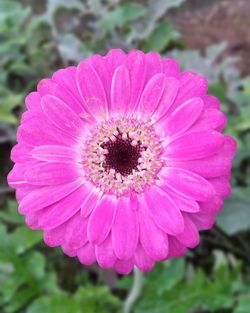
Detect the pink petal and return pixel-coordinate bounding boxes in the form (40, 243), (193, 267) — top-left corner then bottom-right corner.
(176, 213), (200, 248)
(170, 136), (237, 178)
(145, 52), (162, 82)
(38, 78), (83, 114)
(52, 66), (84, 106)
(77, 60), (108, 120)
(208, 176), (231, 198)
(199, 196), (223, 213)
(162, 185), (199, 213)
(17, 123), (58, 147)
(138, 201), (168, 261)
(104, 49), (127, 104)
(87, 195), (116, 245)
(21, 110), (41, 123)
(11, 144), (32, 163)
(111, 65), (131, 116)
(65, 212), (88, 249)
(144, 186), (184, 235)
(135, 244), (154, 272)
(190, 211), (216, 230)
(130, 193), (139, 210)
(168, 236), (186, 258)
(203, 95), (220, 109)
(161, 167), (216, 202)
(16, 185), (36, 202)
(8, 164), (28, 188)
(170, 136), (236, 178)
(25, 213), (40, 230)
(153, 77), (179, 121)
(41, 95), (85, 137)
(114, 259), (134, 275)
(164, 97), (204, 137)
(24, 162), (82, 185)
(89, 54), (112, 105)
(164, 130), (224, 160)
(162, 58), (180, 77)
(44, 224), (66, 247)
(81, 188), (102, 218)
(61, 244), (77, 257)
(191, 109), (227, 132)
(112, 196), (139, 260)
(170, 71), (208, 113)
(25, 92), (41, 111)
(20, 112), (45, 128)
(19, 179), (84, 214)
(31, 145), (78, 163)
(105, 49), (126, 71)
(124, 50), (146, 114)
(38, 185), (89, 230)
(223, 135), (237, 157)
(77, 242), (96, 265)
(95, 234), (116, 269)
(17, 119), (78, 147)
(171, 154), (228, 178)
(138, 74), (166, 119)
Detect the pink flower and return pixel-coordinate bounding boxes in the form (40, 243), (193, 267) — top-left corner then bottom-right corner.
(8, 49), (236, 274)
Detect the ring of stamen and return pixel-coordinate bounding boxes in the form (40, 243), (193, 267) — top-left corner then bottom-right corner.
(83, 118), (164, 196)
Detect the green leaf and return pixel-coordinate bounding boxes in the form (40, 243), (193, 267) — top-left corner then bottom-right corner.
(47, 295), (77, 313)
(25, 252), (46, 280)
(38, 0), (85, 26)
(5, 286), (37, 313)
(208, 82), (228, 103)
(27, 297), (51, 313)
(39, 272), (61, 295)
(57, 33), (91, 62)
(9, 226), (43, 254)
(128, 0), (186, 42)
(234, 296), (250, 313)
(27, 293), (114, 313)
(134, 257), (244, 313)
(0, 200), (24, 225)
(9, 60), (37, 77)
(0, 94), (22, 125)
(146, 259), (185, 295)
(0, 222), (9, 249)
(141, 21), (176, 53)
(0, 1), (30, 27)
(27, 295), (78, 313)
(99, 3), (147, 36)
(217, 188), (250, 235)
(74, 286), (121, 313)
(0, 271), (26, 304)
(235, 106), (250, 131)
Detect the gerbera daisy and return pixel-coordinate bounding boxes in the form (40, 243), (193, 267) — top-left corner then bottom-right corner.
(8, 49), (236, 274)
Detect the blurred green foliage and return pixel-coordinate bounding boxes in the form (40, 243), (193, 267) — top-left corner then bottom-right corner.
(0, 202), (120, 313)
(0, 0), (250, 312)
(119, 255), (250, 313)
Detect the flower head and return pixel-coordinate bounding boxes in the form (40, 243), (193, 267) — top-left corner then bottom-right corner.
(8, 49), (236, 274)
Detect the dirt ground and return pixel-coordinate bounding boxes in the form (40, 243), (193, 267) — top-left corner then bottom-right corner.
(168, 0), (250, 76)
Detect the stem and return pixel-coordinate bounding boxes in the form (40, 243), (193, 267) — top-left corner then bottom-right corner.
(123, 267), (144, 313)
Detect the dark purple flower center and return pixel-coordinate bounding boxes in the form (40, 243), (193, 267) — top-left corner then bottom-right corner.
(102, 133), (141, 176)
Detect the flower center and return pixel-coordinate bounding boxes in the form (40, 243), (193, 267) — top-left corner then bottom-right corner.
(102, 131), (141, 176)
(83, 118), (164, 196)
